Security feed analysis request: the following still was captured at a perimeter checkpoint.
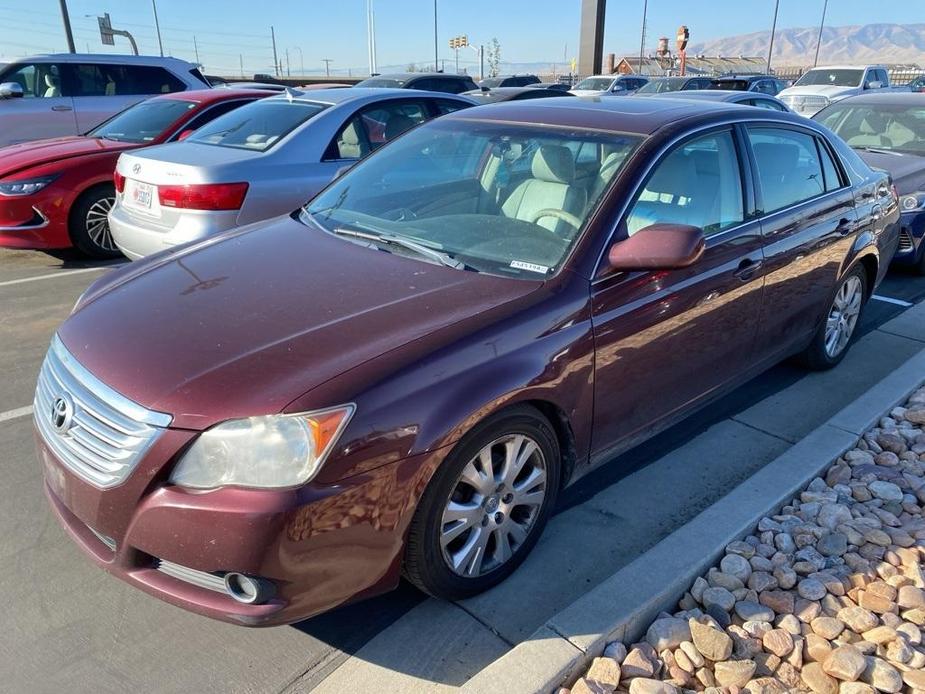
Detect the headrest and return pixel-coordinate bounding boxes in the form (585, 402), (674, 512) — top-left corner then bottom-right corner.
(45, 74), (57, 87)
(531, 145), (575, 184)
(340, 122), (360, 145)
(385, 114), (415, 140)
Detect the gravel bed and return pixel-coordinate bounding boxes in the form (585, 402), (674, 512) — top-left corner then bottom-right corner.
(564, 385), (925, 694)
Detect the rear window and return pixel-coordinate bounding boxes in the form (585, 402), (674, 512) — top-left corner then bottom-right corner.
(88, 99), (196, 142)
(355, 77), (405, 88)
(711, 79), (749, 91)
(188, 99), (327, 151)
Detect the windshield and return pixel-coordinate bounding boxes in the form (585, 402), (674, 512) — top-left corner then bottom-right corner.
(302, 120), (643, 279)
(88, 99), (196, 143)
(816, 103), (925, 155)
(795, 69), (864, 88)
(356, 77), (405, 88)
(480, 78), (503, 88)
(187, 99), (326, 151)
(573, 77), (614, 91)
(636, 78), (685, 94)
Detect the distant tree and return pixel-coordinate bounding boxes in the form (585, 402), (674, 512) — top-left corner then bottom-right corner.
(407, 63), (418, 72)
(487, 38), (501, 77)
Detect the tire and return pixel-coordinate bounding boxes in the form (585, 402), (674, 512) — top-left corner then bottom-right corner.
(69, 185), (121, 259)
(797, 264), (868, 371)
(403, 405), (560, 600)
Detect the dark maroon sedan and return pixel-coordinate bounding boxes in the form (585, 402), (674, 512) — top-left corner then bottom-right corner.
(36, 98), (899, 625)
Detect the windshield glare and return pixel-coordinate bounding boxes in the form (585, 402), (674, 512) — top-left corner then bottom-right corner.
(188, 100), (326, 151)
(816, 104), (925, 154)
(795, 69), (864, 88)
(303, 120), (643, 279)
(637, 79), (684, 94)
(356, 77), (405, 88)
(89, 99), (196, 143)
(574, 78), (614, 91)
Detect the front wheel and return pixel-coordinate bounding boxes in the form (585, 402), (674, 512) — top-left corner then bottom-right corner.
(797, 264), (868, 370)
(403, 406), (560, 600)
(69, 185), (121, 259)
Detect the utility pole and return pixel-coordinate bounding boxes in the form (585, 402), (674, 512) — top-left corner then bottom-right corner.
(767, 0), (780, 74)
(286, 48), (290, 76)
(322, 58), (333, 77)
(813, 0), (829, 67)
(271, 25), (280, 77)
(151, 0), (164, 57)
(639, 0), (648, 73)
(239, 54), (244, 78)
(193, 35), (200, 65)
(58, 0), (75, 53)
(433, 0), (438, 73)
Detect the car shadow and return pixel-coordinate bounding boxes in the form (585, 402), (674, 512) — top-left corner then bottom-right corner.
(42, 249), (126, 269)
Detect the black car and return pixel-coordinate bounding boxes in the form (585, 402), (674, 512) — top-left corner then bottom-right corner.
(814, 92), (925, 273)
(355, 72), (478, 94)
(477, 74), (540, 89)
(652, 89), (790, 112)
(634, 76), (713, 95)
(461, 86), (575, 104)
(709, 74), (788, 96)
(536, 82), (572, 92)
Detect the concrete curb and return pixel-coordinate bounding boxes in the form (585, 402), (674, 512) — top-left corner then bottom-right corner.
(464, 345), (925, 694)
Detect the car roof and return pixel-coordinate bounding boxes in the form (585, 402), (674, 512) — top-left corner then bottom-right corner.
(808, 64), (884, 70)
(441, 96), (797, 135)
(12, 53), (196, 68)
(262, 87), (473, 107)
(364, 72), (469, 80)
(830, 91), (925, 106)
(713, 75), (770, 81)
(462, 86), (572, 102)
(156, 88), (275, 104)
(652, 90), (745, 101)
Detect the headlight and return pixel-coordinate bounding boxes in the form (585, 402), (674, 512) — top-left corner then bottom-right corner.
(900, 193), (925, 212)
(169, 405), (355, 490)
(0, 174), (58, 196)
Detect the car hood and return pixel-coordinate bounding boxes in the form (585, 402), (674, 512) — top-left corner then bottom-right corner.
(856, 149), (925, 195)
(778, 84), (859, 99)
(0, 136), (135, 177)
(59, 215), (540, 429)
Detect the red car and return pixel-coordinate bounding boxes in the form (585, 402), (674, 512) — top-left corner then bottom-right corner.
(0, 88), (270, 258)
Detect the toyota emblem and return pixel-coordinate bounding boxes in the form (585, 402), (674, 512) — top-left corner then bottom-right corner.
(51, 394), (74, 434)
(132, 163), (141, 174)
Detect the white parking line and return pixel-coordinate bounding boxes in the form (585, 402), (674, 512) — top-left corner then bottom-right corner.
(0, 265), (123, 288)
(0, 405), (33, 424)
(872, 294), (914, 308)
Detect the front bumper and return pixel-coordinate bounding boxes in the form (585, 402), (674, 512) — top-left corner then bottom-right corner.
(38, 424), (441, 626)
(891, 209), (925, 266)
(0, 193), (70, 249)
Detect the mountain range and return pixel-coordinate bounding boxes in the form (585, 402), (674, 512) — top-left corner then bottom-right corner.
(686, 23), (925, 66)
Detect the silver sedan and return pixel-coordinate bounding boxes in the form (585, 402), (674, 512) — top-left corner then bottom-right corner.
(109, 88), (474, 259)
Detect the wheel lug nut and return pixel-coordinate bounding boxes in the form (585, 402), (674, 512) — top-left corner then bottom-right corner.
(494, 512), (503, 523)
(502, 493), (513, 503)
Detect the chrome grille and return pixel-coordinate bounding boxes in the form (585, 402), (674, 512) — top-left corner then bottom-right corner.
(781, 95), (829, 112)
(34, 335), (171, 489)
(155, 559), (227, 593)
(898, 229), (915, 253)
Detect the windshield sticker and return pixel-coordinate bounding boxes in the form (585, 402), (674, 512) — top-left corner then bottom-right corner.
(510, 260), (549, 274)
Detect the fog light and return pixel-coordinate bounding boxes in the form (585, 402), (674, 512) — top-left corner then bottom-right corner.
(223, 572), (275, 605)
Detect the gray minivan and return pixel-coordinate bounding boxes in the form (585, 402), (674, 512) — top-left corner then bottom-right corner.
(0, 54), (209, 146)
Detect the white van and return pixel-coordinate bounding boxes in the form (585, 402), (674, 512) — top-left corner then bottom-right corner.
(0, 54), (210, 146)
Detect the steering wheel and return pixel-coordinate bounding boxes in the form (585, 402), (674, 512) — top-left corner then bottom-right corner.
(529, 208), (582, 231)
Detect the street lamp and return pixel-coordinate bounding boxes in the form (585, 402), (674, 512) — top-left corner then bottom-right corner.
(813, 0), (829, 67)
(767, 0), (780, 74)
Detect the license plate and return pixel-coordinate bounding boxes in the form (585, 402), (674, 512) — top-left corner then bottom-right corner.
(127, 181), (153, 209)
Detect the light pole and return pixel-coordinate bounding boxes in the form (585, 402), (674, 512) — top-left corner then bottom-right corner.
(366, 0), (378, 75)
(639, 0), (648, 74)
(767, 0), (780, 74)
(58, 0), (75, 53)
(151, 0), (164, 57)
(813, 0), (829, 67)
(291, 47), (304, 75)
(433, 0), (438, 72)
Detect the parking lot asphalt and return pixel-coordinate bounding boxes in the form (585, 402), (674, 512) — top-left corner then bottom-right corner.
(2, 246), (925, 693)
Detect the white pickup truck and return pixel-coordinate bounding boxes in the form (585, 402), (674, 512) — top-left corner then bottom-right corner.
(777, 65), (890, 116)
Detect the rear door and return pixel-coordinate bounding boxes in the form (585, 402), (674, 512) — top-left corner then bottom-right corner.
(0, 62), (76, 144)
(589, 126), (767, 461)
(744, 124), (859, 362)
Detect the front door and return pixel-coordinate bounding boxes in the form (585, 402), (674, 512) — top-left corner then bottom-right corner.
(0, 62), (76, 145)
(590, 127), (766, 462)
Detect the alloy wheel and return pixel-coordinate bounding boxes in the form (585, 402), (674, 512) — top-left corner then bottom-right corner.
(824, 275), (863, 358)
(439, 433), (547, 578)
(85, 197), (117, 252)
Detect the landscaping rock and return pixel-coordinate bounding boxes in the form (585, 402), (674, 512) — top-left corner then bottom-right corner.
(822, 645), (866, 681)
(713, 659), (756, 687)
(645, 618), (690, 651)
(689, 619), (732, 661)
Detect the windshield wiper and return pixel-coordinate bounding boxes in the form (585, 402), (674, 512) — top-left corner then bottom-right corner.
(332, 227), (466, 269)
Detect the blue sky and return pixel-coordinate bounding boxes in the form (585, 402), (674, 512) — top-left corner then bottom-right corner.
(0, 0), (921, 75)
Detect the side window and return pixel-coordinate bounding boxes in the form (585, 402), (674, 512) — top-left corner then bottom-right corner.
(753, 98), (787, 111)
(325, 101), (429, 161)
(625, 129), (744, 236)
(3, 63), (62, 97)
(433, 99), (468, 115)
(120, 66), (185, 94)
(747, 127), (826, 213)
(177, 100), (254, 136)
(817, 139), (843, 192)
(69, 64), (185, 96)
(410, 78), (435, 91)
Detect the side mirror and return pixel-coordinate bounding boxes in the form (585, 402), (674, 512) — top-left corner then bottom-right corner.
(608, 223), (706, 271)
(177, 129), (194, 141)
(865, 80), (883, 90)
(0, 82), (24, 99)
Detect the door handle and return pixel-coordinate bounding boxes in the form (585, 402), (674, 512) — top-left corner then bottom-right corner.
(734, 258), (762, 281)
(51, 105), (72, 112)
